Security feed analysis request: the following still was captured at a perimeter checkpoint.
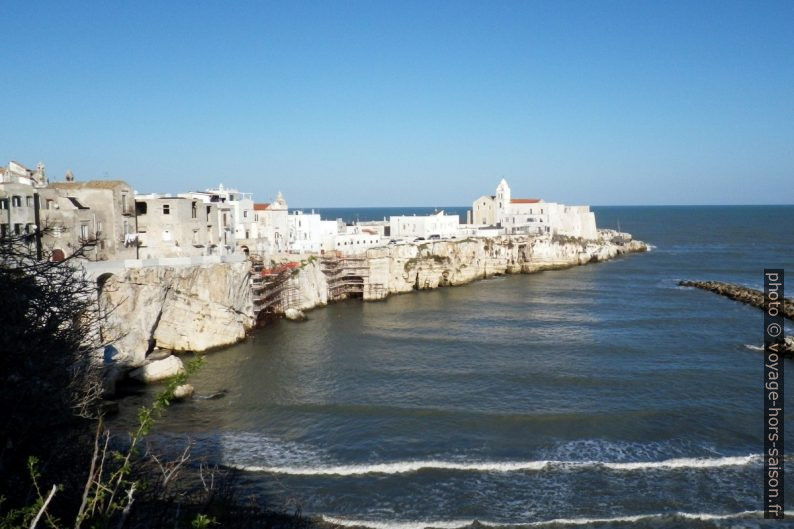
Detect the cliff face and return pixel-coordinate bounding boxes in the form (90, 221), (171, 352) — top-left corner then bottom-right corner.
(363, 231), (646, 301)
(98, 231), (645, 366)
(291, 260), (329, 310)
(99, 262), (254, 366)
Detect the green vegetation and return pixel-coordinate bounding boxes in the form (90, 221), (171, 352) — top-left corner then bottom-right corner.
(0, 231), (321, 528)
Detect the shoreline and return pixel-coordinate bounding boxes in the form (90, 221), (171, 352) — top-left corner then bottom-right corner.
(101, 230), (648, 391)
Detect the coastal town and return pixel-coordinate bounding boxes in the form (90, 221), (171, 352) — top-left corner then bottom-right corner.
(1, 158), (646, 387)
(1, 160), (598, 262)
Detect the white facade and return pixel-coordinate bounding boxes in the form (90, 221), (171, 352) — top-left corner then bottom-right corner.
(332, 225), (384, 255)
(287, 211), (339, 253)
(252, 191), (289, 254)
(471, 179), (598, 239)
(389, 211), (460, 239)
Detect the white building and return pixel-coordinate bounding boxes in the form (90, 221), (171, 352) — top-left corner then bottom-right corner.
(252, 191), (289, 254)
(332, 225), (384, 255)
(389, 211), (460, 239)
(471, 179), (597, 239)
(287, 210), (339, 253)
(179, 184), (254, 254)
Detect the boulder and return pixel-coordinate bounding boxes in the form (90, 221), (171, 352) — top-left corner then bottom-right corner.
(173, 384), (194, 400)
(146, 348), (172, 362)
(284, 308), (307, 321)
(129, 355), (185, 383)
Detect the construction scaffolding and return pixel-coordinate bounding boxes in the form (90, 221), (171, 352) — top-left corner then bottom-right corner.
(250, 256), (301, 321)
(321, 253), (384, 301)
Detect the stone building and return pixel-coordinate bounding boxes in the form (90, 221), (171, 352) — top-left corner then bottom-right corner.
(134, 195), (220, 258)
(37, 187), (98, 260)
(49, 180), (137, 260)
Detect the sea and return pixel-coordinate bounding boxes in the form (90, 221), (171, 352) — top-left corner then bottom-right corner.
(111, 205), (794, 528)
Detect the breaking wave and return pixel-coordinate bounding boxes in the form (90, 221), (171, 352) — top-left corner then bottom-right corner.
(321, 510), (761, 529)
(231, 454), (760, 476)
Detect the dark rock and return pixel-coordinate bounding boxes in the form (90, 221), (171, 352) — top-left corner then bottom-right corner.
(678, 280), (794, 321)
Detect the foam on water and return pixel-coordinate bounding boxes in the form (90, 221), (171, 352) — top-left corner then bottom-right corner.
(321, 510), (762, 529)
(231, 454), (760, 476)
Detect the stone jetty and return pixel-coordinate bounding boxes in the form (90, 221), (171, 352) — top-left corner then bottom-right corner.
(678, 280), (794, 321)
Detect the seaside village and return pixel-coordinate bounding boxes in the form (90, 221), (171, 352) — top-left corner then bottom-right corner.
(1, 160), (596, 261)
(1, 159), (599, 319)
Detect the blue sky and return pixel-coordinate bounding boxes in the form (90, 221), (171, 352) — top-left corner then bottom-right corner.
(2, 1), (792, 206)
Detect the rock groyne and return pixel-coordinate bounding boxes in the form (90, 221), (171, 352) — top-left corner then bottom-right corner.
(678, 280), (794, 321)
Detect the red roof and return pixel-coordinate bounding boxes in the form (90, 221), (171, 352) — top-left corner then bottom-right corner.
(511, 198), (541, 204)
(254, 203), (270, 211)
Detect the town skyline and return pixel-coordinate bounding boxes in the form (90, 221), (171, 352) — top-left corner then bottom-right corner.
(3, 1), (793, 206)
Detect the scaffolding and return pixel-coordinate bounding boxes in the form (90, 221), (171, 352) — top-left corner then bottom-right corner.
(250, 256), (301, 321)
(320, 253), (382, 301)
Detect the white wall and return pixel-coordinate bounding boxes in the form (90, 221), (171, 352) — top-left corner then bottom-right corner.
(389, 212), (460, 239)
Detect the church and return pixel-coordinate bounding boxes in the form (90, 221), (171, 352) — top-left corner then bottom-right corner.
(470, 179), (598, 239)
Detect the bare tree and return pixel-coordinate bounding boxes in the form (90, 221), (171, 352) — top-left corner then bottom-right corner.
(0, 228), (108, 519)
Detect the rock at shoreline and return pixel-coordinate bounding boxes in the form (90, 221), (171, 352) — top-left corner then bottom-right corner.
(173, 384), (194, 400)
(678, 280), (794, 321)
(146, 348), (172, 362)
(785, 337), (794, 358)
(129, 355), (186, 383)
(284, 308), (307, 321)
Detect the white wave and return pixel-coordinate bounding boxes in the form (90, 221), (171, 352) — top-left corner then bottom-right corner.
(602, 454), (760, 470)
(321, 510), (761, 529)
(231, 459), (549, 475)
(745, 344), (765, 351)
(231, 454), (760, 476)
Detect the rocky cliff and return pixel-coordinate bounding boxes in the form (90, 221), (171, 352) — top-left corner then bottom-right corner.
(362, 230), (646, 301)
(99, 232), (644, 367)
(99, 262), (254, 366)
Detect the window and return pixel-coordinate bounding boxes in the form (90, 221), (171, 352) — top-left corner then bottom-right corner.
(192, 202), (197, 219)
(243, 210), (247, 218)
(97, 221), (104, 235)
(46, 199), (54, 209)
(222, 213), (227, 226)
(206, 205), (211, 221)
(163, 204), (170, 215)
(26, 196), (33, 207)
(245, 231), (249, 239)
(136, 201), (147, 215)
(192, 229), (199, 244)
(12, 196), (21, 207)
(121, 194), (128, 213)
(0, 199), (7, 210)
(25, 223), (34, 234)
(14, 224), (22, 235)
(0, 224), (8, 237)
(80, 223), (89, 239)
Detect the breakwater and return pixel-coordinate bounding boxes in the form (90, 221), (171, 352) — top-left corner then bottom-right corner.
(678, 280), (794, 321)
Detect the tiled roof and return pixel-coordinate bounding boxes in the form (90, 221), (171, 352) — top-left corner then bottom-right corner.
(510, 198), (541, 204)
(254, 203), (270, 211)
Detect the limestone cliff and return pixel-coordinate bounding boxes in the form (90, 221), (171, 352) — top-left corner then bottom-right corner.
(99, 262), (254, 366)
(362, 231), (646, 301)
(291, 260), (329, 310)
